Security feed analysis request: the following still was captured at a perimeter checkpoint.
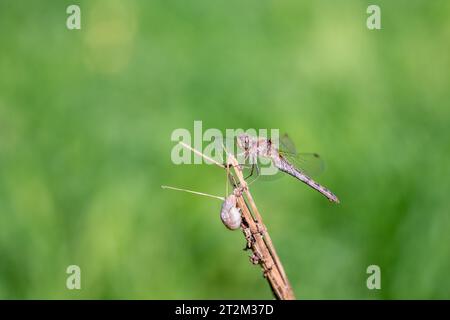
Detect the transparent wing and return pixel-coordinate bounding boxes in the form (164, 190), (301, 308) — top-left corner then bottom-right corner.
(277, 133), (325, 177)
(279, 151), (325, 177)
(279, 133), (297, 154)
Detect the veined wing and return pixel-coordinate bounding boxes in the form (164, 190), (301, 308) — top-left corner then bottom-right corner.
(279, 133), (297, 154)
(278, 151), (325, 177)
(277, 134), (325, 177)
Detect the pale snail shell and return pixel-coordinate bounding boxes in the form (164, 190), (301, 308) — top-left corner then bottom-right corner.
(220, 194), (242, 230)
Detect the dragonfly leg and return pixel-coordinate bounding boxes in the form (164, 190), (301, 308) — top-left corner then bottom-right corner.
(227, 170), (238, 190)
(246, 164), (261, 186)
(225, 161), (230, 196)
(244, 164), (255, 180)
(224, 162), (252, 172)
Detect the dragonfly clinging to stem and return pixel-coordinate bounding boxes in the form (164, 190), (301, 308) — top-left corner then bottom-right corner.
(235, 134), (340, 203)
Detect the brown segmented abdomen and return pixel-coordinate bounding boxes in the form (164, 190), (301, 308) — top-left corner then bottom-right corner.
(273, 155), (340, 203)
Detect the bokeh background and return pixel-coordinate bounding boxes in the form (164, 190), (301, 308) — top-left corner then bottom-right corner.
(0, 0), (449, 299)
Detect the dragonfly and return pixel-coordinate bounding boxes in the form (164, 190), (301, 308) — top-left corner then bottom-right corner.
(223, 133), (340, 203)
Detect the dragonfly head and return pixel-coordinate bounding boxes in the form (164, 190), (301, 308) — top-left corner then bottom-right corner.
(237, 133), (251, 152)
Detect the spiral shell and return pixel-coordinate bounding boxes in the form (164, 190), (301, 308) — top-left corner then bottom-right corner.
(220, 194), (241, 230)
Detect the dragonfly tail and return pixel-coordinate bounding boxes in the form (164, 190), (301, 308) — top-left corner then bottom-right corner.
(274, 157), (340, 203)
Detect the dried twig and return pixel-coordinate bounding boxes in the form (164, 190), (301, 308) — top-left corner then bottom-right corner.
(227, 155), (295, 299)
(178, 142), (296, 300)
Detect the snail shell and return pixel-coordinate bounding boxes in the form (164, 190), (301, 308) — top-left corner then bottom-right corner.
(220, 194), (241, 230)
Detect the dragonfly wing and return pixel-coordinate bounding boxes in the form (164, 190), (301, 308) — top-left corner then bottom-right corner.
(279, 151), (325, 177)
(276, 133), (325, 177)
(278, 133), (298, 154)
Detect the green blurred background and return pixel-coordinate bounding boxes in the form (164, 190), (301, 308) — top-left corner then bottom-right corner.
(0, 0), (449, 299)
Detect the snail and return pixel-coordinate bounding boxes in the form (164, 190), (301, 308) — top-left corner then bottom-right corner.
(220, 194), (241, 230)
(161, 185), (242, 230)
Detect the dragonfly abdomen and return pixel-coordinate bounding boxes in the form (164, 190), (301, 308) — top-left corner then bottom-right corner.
(273, 156), (340, 203)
